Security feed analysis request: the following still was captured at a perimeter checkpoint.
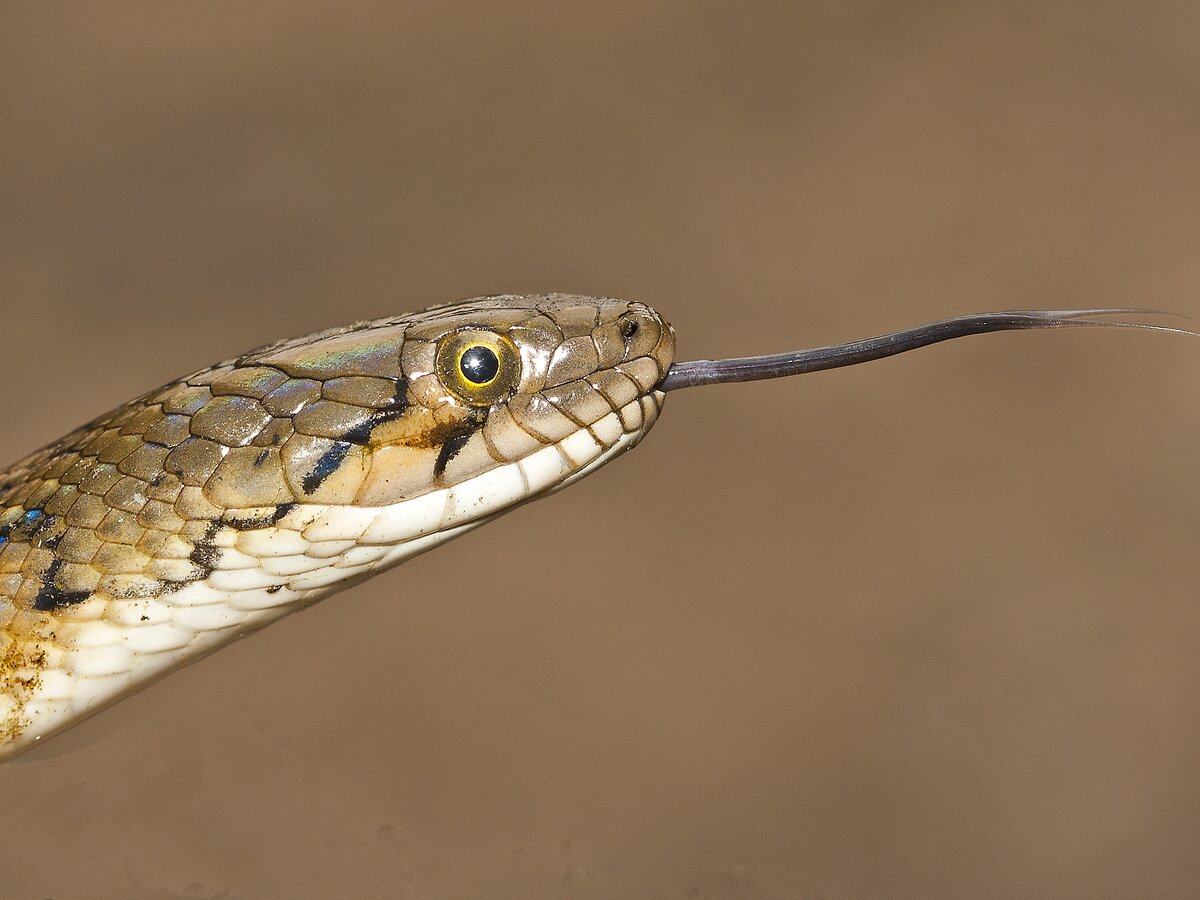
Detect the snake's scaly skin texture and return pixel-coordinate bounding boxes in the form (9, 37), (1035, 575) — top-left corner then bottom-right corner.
(0, 295), (674, 760)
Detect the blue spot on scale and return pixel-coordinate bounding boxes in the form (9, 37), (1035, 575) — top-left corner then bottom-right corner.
(23, 508), (42, 522)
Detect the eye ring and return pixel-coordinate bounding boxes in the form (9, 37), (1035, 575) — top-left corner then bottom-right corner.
(435, 329), (521, 405)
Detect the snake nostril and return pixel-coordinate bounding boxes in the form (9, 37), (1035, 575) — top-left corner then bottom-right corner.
(619, 317), (639, 341)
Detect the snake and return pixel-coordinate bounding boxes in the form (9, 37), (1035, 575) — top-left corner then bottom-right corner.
(0, 294), (1181, 760)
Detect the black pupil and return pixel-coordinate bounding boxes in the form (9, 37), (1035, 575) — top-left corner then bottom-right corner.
(460, 345), (500, 384)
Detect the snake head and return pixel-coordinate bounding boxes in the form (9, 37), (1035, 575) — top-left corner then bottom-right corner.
(221, 295), (676, 518)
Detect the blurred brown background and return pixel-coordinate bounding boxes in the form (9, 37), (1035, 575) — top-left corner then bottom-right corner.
(2, 3), (1199, 898)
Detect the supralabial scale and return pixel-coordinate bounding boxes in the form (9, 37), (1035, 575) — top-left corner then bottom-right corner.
(0, 295), (1186, 760)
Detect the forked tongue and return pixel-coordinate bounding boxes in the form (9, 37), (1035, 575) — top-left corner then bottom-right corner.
(659, 309), (1192, 391)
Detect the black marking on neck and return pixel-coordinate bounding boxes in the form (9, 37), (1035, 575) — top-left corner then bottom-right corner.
(32, 559), (91, 612)
(31, 511), (59, 544)
(158, 519), (225, 595)
(188, 520), (223, 572)
(2, 509), (61, 548)
(224, 502), (297, 532)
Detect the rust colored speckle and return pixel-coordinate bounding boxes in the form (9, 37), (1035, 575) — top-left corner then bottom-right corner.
(0, 638), (48, 744)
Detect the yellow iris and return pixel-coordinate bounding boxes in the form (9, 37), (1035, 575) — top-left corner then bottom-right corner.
(434, 329), (522, 405)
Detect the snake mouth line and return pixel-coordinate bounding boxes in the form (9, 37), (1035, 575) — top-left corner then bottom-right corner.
(658, 308), (1195, 391)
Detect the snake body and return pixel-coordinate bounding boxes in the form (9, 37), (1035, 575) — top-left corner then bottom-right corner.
(0, 295), (674, 760)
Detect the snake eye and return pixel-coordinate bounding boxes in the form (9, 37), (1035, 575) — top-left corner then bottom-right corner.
(435, 329), (521, 405)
